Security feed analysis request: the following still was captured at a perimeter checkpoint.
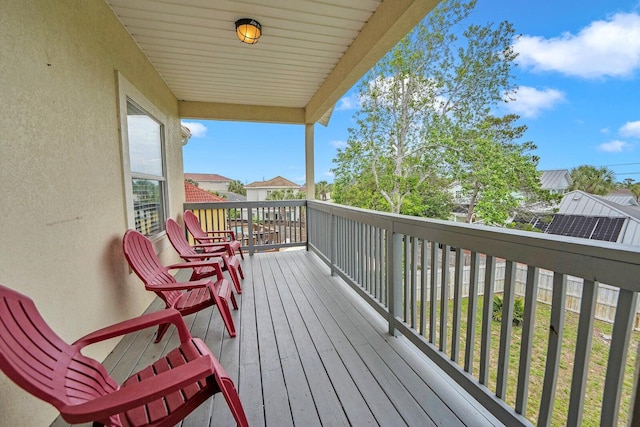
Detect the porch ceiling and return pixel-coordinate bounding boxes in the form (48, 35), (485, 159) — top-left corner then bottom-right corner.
(105, 0), (440, 124)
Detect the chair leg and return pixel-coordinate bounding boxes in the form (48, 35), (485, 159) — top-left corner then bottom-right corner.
(230, 292), (238, 310)
(237, 263), (244, 280)
(238, 247), (245, 260)
(224, 260), (242, 294)
(154, 322), (171, 343)
(212, 364), (249, 427)
(212, 288), (236, 338)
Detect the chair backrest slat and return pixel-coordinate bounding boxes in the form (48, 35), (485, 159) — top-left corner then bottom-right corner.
(183, 210), (209, 241)
(0, 285), (116, 410)
(122, 230), (182, 306)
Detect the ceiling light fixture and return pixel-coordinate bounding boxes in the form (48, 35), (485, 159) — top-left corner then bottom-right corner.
(235, 18), (262, 44)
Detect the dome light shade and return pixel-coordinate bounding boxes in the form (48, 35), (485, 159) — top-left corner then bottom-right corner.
(235, 19), (262, 44)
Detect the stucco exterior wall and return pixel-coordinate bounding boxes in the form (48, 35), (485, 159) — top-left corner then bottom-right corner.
(0, 1), (185, 425)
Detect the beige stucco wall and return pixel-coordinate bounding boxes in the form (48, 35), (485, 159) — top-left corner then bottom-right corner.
(0, 1), (185, 425)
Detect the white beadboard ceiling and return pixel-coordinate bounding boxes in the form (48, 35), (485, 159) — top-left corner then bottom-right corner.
(105, 0), (439, 123)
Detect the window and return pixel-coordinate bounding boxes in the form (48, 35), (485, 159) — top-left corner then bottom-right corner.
(126, 102), (166, 236)
(117, 72), (168, 238)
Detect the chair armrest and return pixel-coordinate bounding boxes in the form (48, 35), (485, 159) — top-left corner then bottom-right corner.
(146, 279), (213, 292)
(60, 354), (214, 424)
(192, 241), (231, 250)
(166, 260), (221, 270)
(72, 309), (191, 349)
(205, 230), (236, 240)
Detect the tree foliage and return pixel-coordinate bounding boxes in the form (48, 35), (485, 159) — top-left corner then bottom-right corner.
(228, 179), (246, 196)
(569, 165), (616, 195)
(332, 0), (543, 224)
(265, 189), (306, 200)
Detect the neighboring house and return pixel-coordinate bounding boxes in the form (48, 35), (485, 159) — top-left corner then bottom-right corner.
(542, 190), (640, 245)
(539, 169), (572, 195)
(602, 189), (640, 207)
(185, 173), (233, 192)
(245, 176), (303, 202)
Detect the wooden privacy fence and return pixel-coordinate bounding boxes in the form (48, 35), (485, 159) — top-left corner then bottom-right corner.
(426, 260), (640, 331)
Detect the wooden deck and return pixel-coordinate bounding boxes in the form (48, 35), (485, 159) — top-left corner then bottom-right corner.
(53, 250), (503, 427)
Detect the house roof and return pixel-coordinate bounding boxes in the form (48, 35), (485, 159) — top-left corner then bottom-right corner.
(184, 173), (233, 183)
(104, 0), (440, 124)
(603, 189), (639, 207)
(539, 169), (572, 190)
(245, 176), (301, 189)
(184, 181), (226, 202)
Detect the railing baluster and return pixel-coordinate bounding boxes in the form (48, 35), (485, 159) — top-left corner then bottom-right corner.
(430, 241), (439, 343)
(451, 247), (464, 363)
(566, 279), (598, 426)
(411, 237), (418, 329)
(440, 245), (450, 353)
(479, 254), (494, 383)
(420, 239), (428, 337)
(601, 288), (638, 426)
(404, 236), (411, 324)
(516, 266), (539, 416)
(465, 251), (480, 374)
(496, 260), (516, 399)
(538, 272), (567, 426)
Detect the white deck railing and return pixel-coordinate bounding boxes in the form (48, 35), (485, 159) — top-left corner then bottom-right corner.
(306, 200), (640, 427)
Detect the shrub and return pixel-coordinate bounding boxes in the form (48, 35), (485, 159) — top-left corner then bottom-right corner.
(492, 295), (525, 326)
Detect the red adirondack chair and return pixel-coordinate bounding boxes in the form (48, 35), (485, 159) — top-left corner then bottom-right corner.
(0, 284), (248, 427)
(166, 218), (244, 294)
(184, 210), (245, 259)
(123, 229), (237, 341)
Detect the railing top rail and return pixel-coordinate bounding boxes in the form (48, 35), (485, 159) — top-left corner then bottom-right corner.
(185, 200), (306, 210)
(307, 200), (640, 291)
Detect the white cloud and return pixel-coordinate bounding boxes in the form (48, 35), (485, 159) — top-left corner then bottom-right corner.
(335, 93), (361, 111)
(180, 121), (207, 138)
(597, 140), (632, 152)
(323, 170), (335, 178)
(619, 120), (640, 138)
(330, 140), (347, 149)
(504, 86), (565, 118)
(514, 12), (640, 79)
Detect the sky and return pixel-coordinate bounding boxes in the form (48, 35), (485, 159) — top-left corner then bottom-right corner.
(182, 0), (640, 186)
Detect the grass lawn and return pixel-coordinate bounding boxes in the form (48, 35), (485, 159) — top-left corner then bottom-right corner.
(417, 294), (639, 426)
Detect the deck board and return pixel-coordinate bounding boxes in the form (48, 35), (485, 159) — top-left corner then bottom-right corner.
(51, 250), (503, 427)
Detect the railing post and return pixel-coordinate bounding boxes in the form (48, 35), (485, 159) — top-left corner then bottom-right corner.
(330, 211), (337, 276)
(387, 222), (402, 337)
(247, 206), (255, 256)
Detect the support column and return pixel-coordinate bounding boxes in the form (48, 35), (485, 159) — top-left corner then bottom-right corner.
(305, 123), (315, 200)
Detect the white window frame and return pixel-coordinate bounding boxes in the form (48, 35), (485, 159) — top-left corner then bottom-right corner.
(117, 72), (169, 239)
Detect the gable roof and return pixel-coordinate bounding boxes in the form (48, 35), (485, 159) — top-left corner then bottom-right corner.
(245, 176), (301, 189)
(184, 181), (226, 203)
(185, 173), (233, 183)
(539, 170), (572, 190)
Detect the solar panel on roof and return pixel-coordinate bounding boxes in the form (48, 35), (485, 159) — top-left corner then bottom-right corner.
(590, 217), (625, 242)
(546, 214), (624, 242)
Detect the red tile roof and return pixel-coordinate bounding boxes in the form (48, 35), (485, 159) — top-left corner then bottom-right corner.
(184, 181), (226, 203)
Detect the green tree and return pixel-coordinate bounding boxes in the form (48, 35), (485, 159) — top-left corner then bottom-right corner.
(315, 181), (332, 201)
(569, 165), (616, 195)
(332, 0), (520, 219)
(265, 189), (305, 200)
(448, 115), (545, 224)
(228, 179), (246, 196)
